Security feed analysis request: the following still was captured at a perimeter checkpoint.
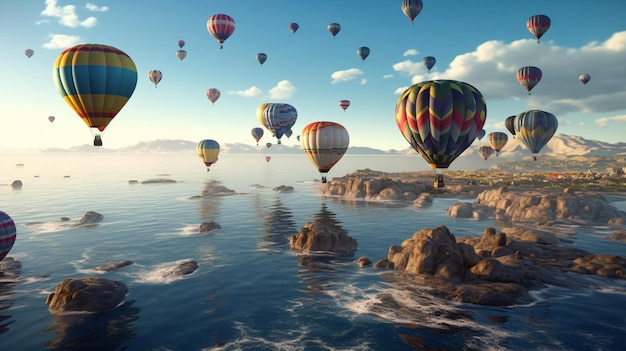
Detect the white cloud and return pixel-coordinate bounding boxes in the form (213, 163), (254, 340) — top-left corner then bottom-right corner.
(229, 86), (262, 97)
(392, 60), (424, 76)
(594, 115), (626, 127)
(269, 80), (296, 99)
(403, 49), (419, 56)
(41, 0), (100, 28)
(394, 86), (409, 95)
(330, 68), (363, 84)
(85, 3), (109, 12)
(360, 78), (367, 85)
(43, 34), (82, 49)
(383, 74), (393, 79)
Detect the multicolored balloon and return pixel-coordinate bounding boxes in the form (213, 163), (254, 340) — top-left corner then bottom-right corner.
(148, 70), (162, 87)
(527, 14), (551, 43)
(207, 14), (235, 49)
(265, 156), (271, 163)
(176, 50), (187, 61)
(327, 23), (341, 38)
(177, 40), (185, 48)
(514, 110), (558, 161)
(288, 22), (299, 34)
(48, 116), (55, 123)
(579, 73), (591, 85)
(357, 47), (370, 62)
(487, 132), (508, 156)
(0, 211), (17, 261)
(477, 145), (494, 161)
(395, 80), (486, 187)
(256, 53), (267, 66)
(401, 0), (423, 26)
(300, 121), (349, 183)
(25, 49), (34, 58)
(423, 56), (436, 72)
(266, 142), (272, 149)
(206, 88), (221, 105)
(505, 115), (517, 138)
(251, 127), (264, 145)
(517, 66), (542, 95)
(258, 103), (297, 144)
(53, 44), (138, 146)
(197, 139), (220, 171)
(339, 100), (350, 111)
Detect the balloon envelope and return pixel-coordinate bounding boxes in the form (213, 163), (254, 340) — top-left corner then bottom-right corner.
(256, 53), (267, 65)
(514, 110), (558, 159)
(25, 49), (34, 58)
(259, 103), (297, 144)
(288, 22), (299, 34)
(207, 14), (235, 49)
(338, 100), (350, 111)
(422, 56), (436, 72)
(477, 129), (486, 140)
(197, 139), (220, 171)
(478, 145), (494, 160)
(176, 50), (187, 61)
(0, 211), (17, 261)
(251, 127), (264, 145)
(177, 40), (185, 48)
(487, 132), (508, 155)
(505, 115), (517, 137)
(300, 121), (349, 183)
(579, 74), (591, 85)
(357, 47), (370, 62)
(327, 23), (341, 38)
(148, 70), (162, 87)
(401, 0), (423, 26)
(527, 14), (551, 43)
(517, 66), (542, 95)
(53, 44), (138, 146)
(265, 142), (272, 149)
(206, 88), (221, 105)
(265, 156), (271, 163)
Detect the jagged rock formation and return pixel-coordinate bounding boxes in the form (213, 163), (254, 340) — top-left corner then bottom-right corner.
(46, 277), (128, 313)
(319, 176), (429, 201)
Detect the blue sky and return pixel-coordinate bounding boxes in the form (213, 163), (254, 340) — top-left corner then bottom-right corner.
(1, 0), (626, 151)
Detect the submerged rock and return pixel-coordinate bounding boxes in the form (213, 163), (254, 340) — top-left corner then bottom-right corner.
(94, 260), (134, 272)
(273, 185), (294, 193)
(11, 180), (22, 189)
(199, 221), (221, 232)
(161, 259), (198, 277)
(75, 211), (103, 226)
(46, 277), (128, 313)
(141, 178), (176, 184)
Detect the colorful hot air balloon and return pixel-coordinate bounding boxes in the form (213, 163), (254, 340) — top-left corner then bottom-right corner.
(176, 50), (187, 61)
(477, 129), (486, 140)
(395, 80), (486, 187)
(339, 100), (350, 111)
(256, 53), (267, 66)
(53, 44), (138, 146)
(265, 156), (271, 163)
(487, 132), (508, 156)
(48, 116), (55, 123)
(288, 22), (299, 34)
(477, 145), (495, 161)
(266, 142), (272, 149)
(197, 139), (220, 171)
(0, 211), (16, 261)
(401, 0), (423, 26)
(423, 56), (436, 73)
(514, 110), (558, 161)
(327, 23), (341, 38)
(206, 88), (221, 105)
(517, 66), (542, 95)
(357, 47), (370, 62)
(259, 103), (297, 144)
(148, 70), (162, 87)
(251, 127), (264, 145)
(177, 40), (185, 48)
(25, 49), (34, 58)
(527, 14), (551, 43)
(505, 115), (517, 138)
(300, 121), (349, 183)
(579, 74), (591, 85)
(207, 14), (235, 49)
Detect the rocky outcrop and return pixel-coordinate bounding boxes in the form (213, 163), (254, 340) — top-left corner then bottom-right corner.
(75, 211), (104, 226)
(319, 176), (428, 201)
(374, 225), (626, 306)
(94, 260), (133, 272)
(606, 229), (626, 242)
(290, 207), (357, 254)
(273, 185), (294, 193)
(46, 277), (128, 313)
(159, 259), (198, 278)
(199, 221), (221, 232)
(141, 178), (177, 184)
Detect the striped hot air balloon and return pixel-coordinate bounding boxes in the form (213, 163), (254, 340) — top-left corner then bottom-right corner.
(395, 80), (486, 187)
(579, 73), (591, 85)
(288, 22), (299, 34)
(300, 121), (349, 183)
(148, 70), (162, 87)
(401, 0), (423, 26)
(423, 56), (436, 72)
(527, 14), (551, 43)
(327, 23), (341, 38)
(206, 88), (221, 105)
(514, 110), (558, 161)
(207, 14), (235, 49)
(251, 127), (264, 145)
(53, 44), (138, 146)
(338, 100), (350, 111)
(517, 66), (542, 95)
(176, 50), (187, 61)
(477, 145), (495, 161)
(0, 211), (17, 261)
(197, 139), (220, 171)
(487, 132), (508, 156)
(258, 103), (297, 144)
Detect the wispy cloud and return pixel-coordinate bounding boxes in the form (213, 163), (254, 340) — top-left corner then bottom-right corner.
(392, 60), (424, 76)
(85, 3), (109, 12)
(330, 68), (364, 84)
(269, 80), (296, 99)
(403, 49), (419, 56)
(41, 0), (101, 28)
(360, 78), (367, 85)
(229, 86), (262, 97)
(594, 115), (626, 127)
(383, 74), (394, 79)
(43, 34), (82, 49)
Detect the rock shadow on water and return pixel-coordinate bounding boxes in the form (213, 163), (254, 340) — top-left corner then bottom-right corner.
(257, 197), (297, 253)
(0, 258), (22, 336)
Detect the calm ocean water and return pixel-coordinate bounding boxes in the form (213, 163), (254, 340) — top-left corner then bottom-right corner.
(1, 153), (625, 351)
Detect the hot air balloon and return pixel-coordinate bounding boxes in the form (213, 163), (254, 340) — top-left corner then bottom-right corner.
(357, 47), (370, 62)
(206, 88), (221, 105)
(514, 110), (558, 161)
(266, 142), (272, 149)
(197, 139), (220, 171)
(395, 80), (486, 188)
(517, 66), (542, 95)
(505, 115), (517, 138)
(527, 14), (551, 43)
(477, 129), (486, 141)
(53, 44), (138, 146)
(401, 0), (423, 26)
(579, 73), (591, 85)
(148, 70), (162, 87)
(251, 127), (264, 145)
(327, 23), (341, 38)
(423, 56), (436, 72)
(339, 100), (350, 111)
(487, 132), (508, 156)
(207, 14), (235, 49)
(256, 53), (267, 66)
(0, 211), (16, 261)
(25, 49), (34, 58)
(177, 40), (185, 48)
(176, 50), (187, 61)
(288, 22), (299, 34)
(265, 156), (271, 163)
(301, 121), (349, 183)
(258, 103), (297, 144)
(285, 128), (293, 138)
(477, 145), (495, 161)
(48, 116), (55, 123)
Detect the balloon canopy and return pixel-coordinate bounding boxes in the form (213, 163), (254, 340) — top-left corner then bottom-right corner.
(148, 70), (162, 87)
(422, 56), (436, 72)
(487, 132), (508, 155)
(357, 47), (370, 62)
(256, 53), (267, 65)
(505, 115), (517, 137)
(48, 116), (55, 123)
(258, 103), (297, 144)
(478, 145), (495, 161)
(300, 121), (349, 183)
(339, 100), (350, 111)
(176, 50), (187, 61)
(514, 110), (558, 161)
(177, 40), (185, 48)
(517, 66), (542, 95)
(327, 23), (341, 38)
(207, 14), (235, 49)
(401, 0), (423, 26)
(527, 14), (551, 43)
(197, 139), (220, 171)
(579, 74), (591, 85)
(0, 211), (17, 261)
(25, 49), (34, 58)
(206, 88), (221, 105)
(288, 22), (299, 34)
(251, 127), (264, 145)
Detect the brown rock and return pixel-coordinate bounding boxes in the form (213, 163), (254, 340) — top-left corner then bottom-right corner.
(46, 277), (128, 313)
